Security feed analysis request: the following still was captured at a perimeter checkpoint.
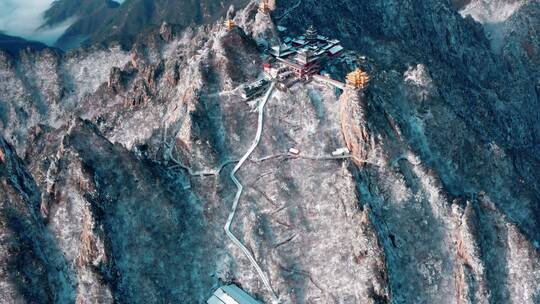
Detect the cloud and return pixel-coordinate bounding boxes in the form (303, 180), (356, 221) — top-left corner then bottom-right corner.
(0, 0), (72, 45)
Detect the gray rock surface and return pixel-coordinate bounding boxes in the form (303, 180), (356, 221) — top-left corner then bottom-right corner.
(0, 0), (539, 303)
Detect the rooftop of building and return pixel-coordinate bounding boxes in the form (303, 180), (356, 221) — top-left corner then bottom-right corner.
(271, 25), (343, 60)
(207, 285), (261, 304)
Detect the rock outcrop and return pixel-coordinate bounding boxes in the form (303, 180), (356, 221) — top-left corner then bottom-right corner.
(339, 88), (371, 166)
(0, 0), (539, 303)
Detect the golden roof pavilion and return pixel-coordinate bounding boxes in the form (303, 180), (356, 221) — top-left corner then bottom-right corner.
(346, 68), (370, 89)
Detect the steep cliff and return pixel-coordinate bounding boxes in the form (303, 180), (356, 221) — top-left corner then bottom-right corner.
(0, 0), (539, 303)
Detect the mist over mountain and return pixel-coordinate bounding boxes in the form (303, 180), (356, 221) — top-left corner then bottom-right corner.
(0, 0), (539, 303)
(44, 0), (250, 49)
(0, 0), (72, 45)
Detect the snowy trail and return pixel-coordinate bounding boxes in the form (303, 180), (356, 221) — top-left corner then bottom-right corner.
(224, 82), (280, 304)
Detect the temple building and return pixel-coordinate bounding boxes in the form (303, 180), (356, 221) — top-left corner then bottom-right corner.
(305, 25), (318, 43)
(225, 19), (236, 31)
(207, 285), (261, 304)
(241, 79), (270, 100)
(346, 68), (370, 90)
(269, 43), (295, 57)
(291, 49), (321, 77)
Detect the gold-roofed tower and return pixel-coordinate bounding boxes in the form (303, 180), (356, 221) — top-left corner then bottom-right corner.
(224, 19), (236, 31)
(259, 0), (271, 13)
(346, 68), (370, 90)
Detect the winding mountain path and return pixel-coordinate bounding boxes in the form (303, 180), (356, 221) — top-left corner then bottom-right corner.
(224, 82), (281, 304)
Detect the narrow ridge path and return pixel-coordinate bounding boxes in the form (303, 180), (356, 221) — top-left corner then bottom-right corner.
(224, 82), (280, 304)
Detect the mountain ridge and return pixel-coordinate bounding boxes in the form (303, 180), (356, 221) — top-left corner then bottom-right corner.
(0, 0), (539, 303)
(43, 0), (250, 49)
(0, 33), (49, 56)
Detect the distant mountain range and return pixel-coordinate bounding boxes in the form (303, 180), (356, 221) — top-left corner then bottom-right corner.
(0, 33), (48, 56)
(43, 0), (250, 49)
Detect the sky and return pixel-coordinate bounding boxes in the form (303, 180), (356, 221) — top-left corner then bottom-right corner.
(0, 0), (73, 45)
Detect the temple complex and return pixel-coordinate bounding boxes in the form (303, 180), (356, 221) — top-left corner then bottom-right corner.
(259, 24), (370, 93)
(267, 25), (345, 82)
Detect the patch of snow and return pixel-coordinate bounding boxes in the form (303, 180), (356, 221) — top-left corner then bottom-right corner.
(404, 64), (435, 102)
(460, 0), (524, 24)
(411, 162), (447, 221)
(459, 0), (525, 52)
(61, 46), (130, 107)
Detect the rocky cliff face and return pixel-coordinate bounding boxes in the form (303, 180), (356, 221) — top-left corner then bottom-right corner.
(272, 0), (540, 302)
(0, 0), (539, 303)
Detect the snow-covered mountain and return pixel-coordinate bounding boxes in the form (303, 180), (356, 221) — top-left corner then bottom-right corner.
(0, 0), (539, 303)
